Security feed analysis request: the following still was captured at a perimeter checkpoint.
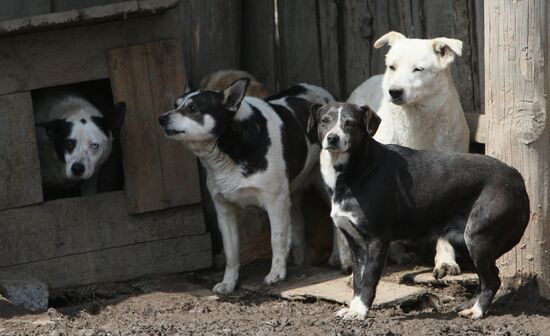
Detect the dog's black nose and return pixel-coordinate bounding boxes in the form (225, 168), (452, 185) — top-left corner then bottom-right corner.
(327, 134), (340, 146)
(158, 115), (169, 127)
(71, 163), (85, 176)
(389, 89), (404, 99)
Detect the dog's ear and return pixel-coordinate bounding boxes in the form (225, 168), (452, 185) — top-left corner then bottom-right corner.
(432, 37), (463, 68)
(361, 105), (381, 136)
(35, 119), (64, 141)
(374, 31), (405, 49)
(223, 78), (250, 113)
(307, 104), (322, 134)
(106, 102), (126, 136)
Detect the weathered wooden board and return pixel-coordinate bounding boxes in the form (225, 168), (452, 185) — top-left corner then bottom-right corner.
(145, 41), (202, 208)
(0, 233), (211, 288)
(0, 191), (206, 267)
(109, 43), (166, 213)
(0, 0), (50, 22)
(277, 0), (323, 90)
(0, 0), (179, 38)
(109, 40), (201, 214)
(51, 0), (125, 11)
(0, 92), (43, 210)
(0, 11), (180, 96)
(485, 0), (550, 298)
(317, 0), (341, 99)
(178, 0), (242, 88)
(241, 0), (277, 93)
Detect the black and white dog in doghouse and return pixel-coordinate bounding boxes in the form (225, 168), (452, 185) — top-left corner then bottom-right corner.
(158, 78), (334, 294)
(308, 102), (529, 320)
(34, 88), (125, 200)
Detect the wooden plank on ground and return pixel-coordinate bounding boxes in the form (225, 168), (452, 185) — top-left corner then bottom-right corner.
(0, 92), (43, 210)
(204, 265), (427, 308)
(146, 40), (201, 207)
(0, 191), (206, 267)
(0, 234), (212, 288)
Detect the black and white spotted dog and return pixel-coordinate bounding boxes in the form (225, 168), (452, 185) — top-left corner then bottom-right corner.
(309, 102), (529, 320)
(35, 94), (125, 198)
(158, 78), (334, 294)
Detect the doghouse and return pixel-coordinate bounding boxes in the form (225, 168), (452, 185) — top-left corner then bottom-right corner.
(0, 0), (215, 289)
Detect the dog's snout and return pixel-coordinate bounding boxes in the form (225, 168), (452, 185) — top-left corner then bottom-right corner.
(327, 134), (340, 146)
(71, 163), (85, 176)
(158, 114), (169, 127)
(389, 88), (404, 100)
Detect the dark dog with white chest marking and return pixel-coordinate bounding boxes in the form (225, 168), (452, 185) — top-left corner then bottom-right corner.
(159, 79), (334, 294)
(308, 102), (529, 320)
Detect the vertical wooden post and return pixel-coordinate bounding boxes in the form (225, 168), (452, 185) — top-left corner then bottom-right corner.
(485, 0), (550, 297)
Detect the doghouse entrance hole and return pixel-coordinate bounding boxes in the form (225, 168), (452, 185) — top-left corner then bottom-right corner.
(31, 79), (125, 201)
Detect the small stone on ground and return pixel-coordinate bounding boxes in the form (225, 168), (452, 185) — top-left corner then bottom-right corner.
(0, 271), (48, 312)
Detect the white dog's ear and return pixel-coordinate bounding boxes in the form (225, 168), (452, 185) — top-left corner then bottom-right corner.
(432, 37), (463, 68)
(223, 78), (250, 113)
(374, 31), (405, 49)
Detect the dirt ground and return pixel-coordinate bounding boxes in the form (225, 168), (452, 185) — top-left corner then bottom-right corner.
(1, 265), (549, 336)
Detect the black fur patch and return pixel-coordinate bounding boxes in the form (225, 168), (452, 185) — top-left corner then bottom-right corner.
(91, 116), (110, 137)
(80, 118), (87, 124)
(266, 84), (308, 101)
(40, 119), (74, 162)
(270, 101), (308, 182)
(217, 104), (271, 177)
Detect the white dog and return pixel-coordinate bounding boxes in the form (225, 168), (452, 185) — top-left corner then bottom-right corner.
(345, 31), (470, 278)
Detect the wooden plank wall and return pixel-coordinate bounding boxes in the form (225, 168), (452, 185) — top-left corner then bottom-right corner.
(242, 0), (484, 115)
(109, 40), (201, 214)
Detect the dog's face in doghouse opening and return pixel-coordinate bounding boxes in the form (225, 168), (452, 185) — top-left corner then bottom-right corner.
(308, 103), (381, 153)
(37, 102), (126, 181)
(374, 31), (463, 106)
(158, 78), (250, 142)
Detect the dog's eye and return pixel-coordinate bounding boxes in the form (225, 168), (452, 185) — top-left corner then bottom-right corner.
(188, 105), (198, 113)
(388, 65), (396, 71)
(90, 143), (100, 150)
(64, 140), (75, 150)
(344, 120), (355, 128)
(413, 67), (424, 72)
(321, 117), (330, 124)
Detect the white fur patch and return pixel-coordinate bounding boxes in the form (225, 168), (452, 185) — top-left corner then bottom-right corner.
(336, 296), (368, 320)
(458, 299), (483, 319)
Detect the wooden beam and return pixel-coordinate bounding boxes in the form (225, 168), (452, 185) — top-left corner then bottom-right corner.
(0, 191), (206, 267)
(0, 0), (179, 37)
(109, 40), (201, 214)
(0, 234), (211, 288)
(485, 0), (550, 298)
(0, 92), (43, 210)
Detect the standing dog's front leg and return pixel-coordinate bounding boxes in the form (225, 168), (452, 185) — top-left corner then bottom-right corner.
(336, 237), (389, 320)
(211, 196), (240, 295)
(264, 195), (292, 285)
